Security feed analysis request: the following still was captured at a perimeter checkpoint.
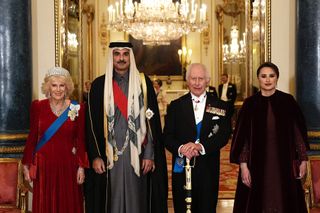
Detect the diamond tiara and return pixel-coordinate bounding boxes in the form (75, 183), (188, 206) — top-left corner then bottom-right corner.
(46, 67), (70, 78)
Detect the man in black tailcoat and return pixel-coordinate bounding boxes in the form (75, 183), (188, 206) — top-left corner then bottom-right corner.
(164, 63), (232, 213)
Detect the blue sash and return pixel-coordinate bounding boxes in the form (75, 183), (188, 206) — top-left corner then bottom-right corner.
(196, 122), (202, 141)
(34, 100), (78, 153)
(173, 121), (202, 173)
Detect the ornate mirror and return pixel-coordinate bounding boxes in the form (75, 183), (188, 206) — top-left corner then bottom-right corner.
(55, 0), (83, 101)
(216, 0), (271, 100)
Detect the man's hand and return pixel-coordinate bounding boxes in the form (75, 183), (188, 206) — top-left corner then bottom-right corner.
(141, 159), (155, 175)
(92, 157), (106, 174)
(180, 142), (201, 159)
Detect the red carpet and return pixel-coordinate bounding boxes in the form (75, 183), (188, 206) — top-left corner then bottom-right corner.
(219, 142), (239, 198)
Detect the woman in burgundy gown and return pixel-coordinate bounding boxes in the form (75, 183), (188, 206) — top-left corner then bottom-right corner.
(22, 67), (88, 213)
(230, 62), (309, 213)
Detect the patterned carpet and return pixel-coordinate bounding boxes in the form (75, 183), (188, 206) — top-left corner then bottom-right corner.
(219, 142), (239, 199)
(166, 141), (238, 199)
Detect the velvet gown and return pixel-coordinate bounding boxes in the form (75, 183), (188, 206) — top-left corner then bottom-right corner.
(230, 90), (309, 213)
(22, 99), (88, 213)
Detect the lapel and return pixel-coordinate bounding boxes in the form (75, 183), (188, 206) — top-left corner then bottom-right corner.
(218, 85), (222, 97)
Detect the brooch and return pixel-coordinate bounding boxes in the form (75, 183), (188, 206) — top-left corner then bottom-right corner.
(68, 103), (80, 121)
(145, 108), (154, 120)
(212, 124), (219, 134)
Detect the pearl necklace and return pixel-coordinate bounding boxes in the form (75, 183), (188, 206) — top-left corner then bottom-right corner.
(50, 100), (67, 116)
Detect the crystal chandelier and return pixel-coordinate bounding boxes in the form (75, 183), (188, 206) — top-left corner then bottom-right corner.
(223, 24), (246, 63)
(107, 0), (208, 45)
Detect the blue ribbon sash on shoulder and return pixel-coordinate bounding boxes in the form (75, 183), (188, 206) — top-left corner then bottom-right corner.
(34, 100), (78, 153)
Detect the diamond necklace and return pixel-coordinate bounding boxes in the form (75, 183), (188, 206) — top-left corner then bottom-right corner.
(50, 100), (67, 116)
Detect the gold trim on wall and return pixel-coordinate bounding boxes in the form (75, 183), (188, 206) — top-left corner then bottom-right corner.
(310, 144), (320, 150)
(216, 5), (224, 78)
(83, 1), (95, 81)
(0, 146), (25, 154)
(308, 131), (320, 139)
(265, 0), (271, 62)
(54, 0), (60, 66)
(0, 133), (28, 140)
(99, 13), (109, 57)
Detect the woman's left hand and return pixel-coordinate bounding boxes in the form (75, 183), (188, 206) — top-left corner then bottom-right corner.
(298, 160), (308, 179)
(77, 167), (85, 184)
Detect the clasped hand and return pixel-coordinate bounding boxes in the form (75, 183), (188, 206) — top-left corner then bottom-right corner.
(93, 157), (155, 175)
(180, 142), (202, 159)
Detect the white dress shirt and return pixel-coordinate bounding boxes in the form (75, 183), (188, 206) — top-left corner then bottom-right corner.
(221, 83), (229, 101)
(178, 92), (207, 157)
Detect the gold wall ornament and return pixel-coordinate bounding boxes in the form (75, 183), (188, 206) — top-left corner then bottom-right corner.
(82, 1), (94, 81)
(202, 25), (211, 56)
(99, 13), (109, 57)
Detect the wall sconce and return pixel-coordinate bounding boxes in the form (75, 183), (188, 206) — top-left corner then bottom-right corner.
(178, 46), (192, 80)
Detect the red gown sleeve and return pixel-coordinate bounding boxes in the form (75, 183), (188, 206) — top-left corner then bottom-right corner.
(76, 103), (89, 168)
(22, 100), (40, 165)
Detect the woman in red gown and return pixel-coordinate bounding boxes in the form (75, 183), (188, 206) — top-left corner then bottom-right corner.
(22, 67), (89, 213)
